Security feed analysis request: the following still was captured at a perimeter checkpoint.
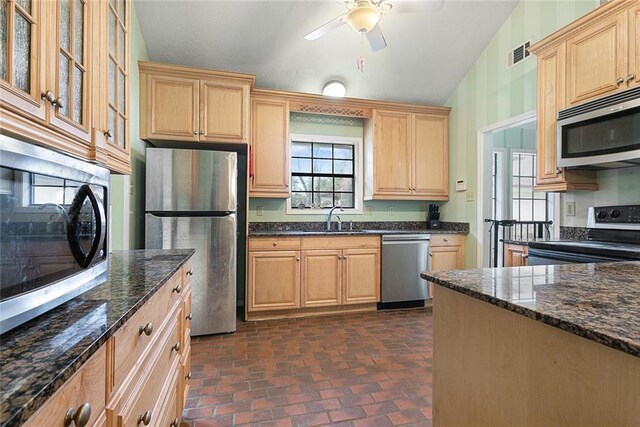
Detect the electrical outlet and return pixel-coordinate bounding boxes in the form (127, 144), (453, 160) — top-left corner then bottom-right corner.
(466, 191), (475, 202)
(389, 206), (395, 215)
(566, 202), (576, 217)
(129, 184), (133, 195)
(364, 206), (372, 216)
(256, 206), (264, 216)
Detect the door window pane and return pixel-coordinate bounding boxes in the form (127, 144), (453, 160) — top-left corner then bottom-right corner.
(108, 107), (116, 142)
(0, 0), (7, 81)
(58, 54), (70, 117)
(13, 12), (31, 92)
(73, 65), (83, 124)
(118, 114), (125, 149)
(118, 70), (125, 112)
(16, 0), (31, 14)
(60, 0), (71, 52)
(109, 11), (116, 55)
(109, 59), (116, 104)
(118, 25), (125, 65)
(74, 0), (84, 64)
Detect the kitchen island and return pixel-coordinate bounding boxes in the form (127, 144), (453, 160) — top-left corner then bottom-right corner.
(421, 262), (640, 427)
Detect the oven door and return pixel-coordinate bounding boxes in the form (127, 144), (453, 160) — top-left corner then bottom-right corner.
(527, 248), (624, 265)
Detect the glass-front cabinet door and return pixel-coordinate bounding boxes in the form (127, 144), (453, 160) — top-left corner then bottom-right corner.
(106, 0), (129, 157)
(48, 0), (91, 142)
(0, 0), (46, 120)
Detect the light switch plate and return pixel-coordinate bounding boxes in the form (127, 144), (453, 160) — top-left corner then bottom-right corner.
(364, 206), (372, 215)
(256, 206), (264, 216)
(389, 206), (395, 215)
(566, 202), (576, 216)
(466, 191), (475, 202)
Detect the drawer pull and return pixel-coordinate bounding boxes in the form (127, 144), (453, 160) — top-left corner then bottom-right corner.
(172, 341), (181, 352)
(139, 322), (153, 336)
(173, 284), (182, 294)
(186, 269), (194, 276)
(170, 418), (180, 427)
(186, 371), (192, 380)
(186, 313), (193, 321)
(138, 410), (152, 426)
(272, 241), (278, 246)
(444, 238), (449, 242)
(429, 253), (433, 257)
(64, 403), (91, 427)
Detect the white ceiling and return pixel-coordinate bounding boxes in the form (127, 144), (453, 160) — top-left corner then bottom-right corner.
(134, 0), (519, 105)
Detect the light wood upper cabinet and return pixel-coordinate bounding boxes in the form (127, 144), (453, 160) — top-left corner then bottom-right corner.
(249, 96), (290, 197)
(247, 251), (300, 311)
(630, 4), (640, 88)
(365, 108), (450, 201)
(302, 250), (342, 307)
(342, 248), (380, 305)
(200, 79), (249, 142)
(139, 62), (254, 144)
(144, 73), (199, 141)
(413, 114), (449, 198)
(372, 110), (413, 196)
(566, 11), (628, 105)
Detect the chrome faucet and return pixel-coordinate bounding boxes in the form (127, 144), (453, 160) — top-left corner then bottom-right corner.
(326, 206), (344, 231)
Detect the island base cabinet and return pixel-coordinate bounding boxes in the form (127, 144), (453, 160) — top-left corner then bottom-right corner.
(433, 286), (640, 426)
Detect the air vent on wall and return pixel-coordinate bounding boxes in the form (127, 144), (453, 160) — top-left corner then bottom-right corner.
(508, 41), (531, 68)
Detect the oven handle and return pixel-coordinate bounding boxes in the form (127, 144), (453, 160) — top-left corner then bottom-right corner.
(527, 248), (624, 263)
(67, 185), (106, 268)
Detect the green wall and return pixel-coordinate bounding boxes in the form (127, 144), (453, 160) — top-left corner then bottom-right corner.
(110, 3), (149, 250)
(443, 0), (597, 267)
(249, 113), (434, 223)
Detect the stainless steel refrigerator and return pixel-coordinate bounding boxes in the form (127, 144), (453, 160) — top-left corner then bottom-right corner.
(145, 147), (237, 336)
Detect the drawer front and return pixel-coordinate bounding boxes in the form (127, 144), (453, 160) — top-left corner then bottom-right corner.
(118, 316), (181, 427)
(182, 285), (192, 348)
(301, 236), (380, 250)
(249, 236), (301, 251)
(181, 343), (192, 413)
(430, 234), (463, 247)
(182, 260), (193, 287)
(157, 365), (180, 427)
(113, 271), (182, 387)
(24, 346), (107, 427)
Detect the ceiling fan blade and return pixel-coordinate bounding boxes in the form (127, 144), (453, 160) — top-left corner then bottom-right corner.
(366, 24), (387, 52)
(304, 14), (346, 40)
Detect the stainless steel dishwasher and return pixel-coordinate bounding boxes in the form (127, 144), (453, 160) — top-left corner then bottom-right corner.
(380, 234), (430, 308)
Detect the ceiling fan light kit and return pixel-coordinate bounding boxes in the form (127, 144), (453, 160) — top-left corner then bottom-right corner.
(345, 3), (381, 34)
(322, 81), (347, 98)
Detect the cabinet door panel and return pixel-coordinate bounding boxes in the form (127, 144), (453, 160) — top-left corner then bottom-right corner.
(250, 97), (290, 197)
(413, 114), (448, 198)
(373, 110), (412, 195)
(200, 80), (248, 143)
(631, 5), (640, 89)
(566, 13), (626, 105)
(147, 74), (199, 141)
(343, 249), (380, 304)
(0, 0), (46, 120)
(430, 246), (463, 271)
(248, 251), (300, 311)
(301, 250), (341, 307)
(49, 0), (91, 142)
(503, 244), (528, 268)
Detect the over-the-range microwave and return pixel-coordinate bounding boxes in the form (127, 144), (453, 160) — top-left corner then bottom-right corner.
(557, 87), (640, 169)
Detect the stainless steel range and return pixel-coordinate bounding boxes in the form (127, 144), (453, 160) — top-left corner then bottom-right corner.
(528, 205), (640, 265)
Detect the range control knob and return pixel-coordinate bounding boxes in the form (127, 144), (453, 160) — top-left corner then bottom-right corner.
(610, 209), (621, 218)
(597, 210), (607, 220)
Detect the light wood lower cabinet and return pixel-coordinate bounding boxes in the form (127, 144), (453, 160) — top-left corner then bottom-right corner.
(247, 236), (380, 319)
(24, 261), (192, 427)
(504, 243), (529, 267)
(428, 234), (465, 300)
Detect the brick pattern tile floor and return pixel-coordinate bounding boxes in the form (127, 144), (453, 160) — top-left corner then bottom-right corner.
(182, 308), (433, 427)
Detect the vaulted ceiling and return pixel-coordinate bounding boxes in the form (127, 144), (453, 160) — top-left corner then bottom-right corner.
(135, 0), (519, 105)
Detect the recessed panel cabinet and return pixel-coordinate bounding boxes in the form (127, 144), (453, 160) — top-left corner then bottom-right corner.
(140, 62), (254, 144)
(365, 109), (450, 201)
(248, 251), (301, 311)
(428, 234), (465, 300)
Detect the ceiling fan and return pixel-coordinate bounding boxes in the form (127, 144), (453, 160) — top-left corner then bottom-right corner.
(303, 0), (445, 52)
(304, 0), (392, 52)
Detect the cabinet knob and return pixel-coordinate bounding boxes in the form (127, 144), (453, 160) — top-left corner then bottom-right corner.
(272, 242), (278, 246)
(199, 130), (204, 135)
(186, 371), (192, 380)
(627, 74), (636, 82)
(54, 97), (65, 109)
(616, 77), (625, 85)
(285, 183), (289, 188)
(186, 313), (192, 321)
(173, 284), (182, 294)
(170, 418), (180, 427)
(555, 168), (562, 175)
(193, 131), (198, 135)
(41, 90), (56, 104)
(138, 410), (152, 426)
(171, 341), (181, 352)
(521, 254), (529, 259)
(64, 403), (91, 427)
(139, 322), (153, 336)
(186, 269), (194, 276)
(104, 129), (113, 139)
(444, 238), (449, 242)
(429, 253), (433, 257)
(296, 257), (300, 261)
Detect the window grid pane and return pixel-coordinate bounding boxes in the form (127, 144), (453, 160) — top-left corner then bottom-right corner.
(291, 141), (355, 209)
(511, 152), (548, 233)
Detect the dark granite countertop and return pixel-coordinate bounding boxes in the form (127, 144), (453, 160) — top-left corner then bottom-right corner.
(501, 238), (550, 246)
(0, 249), (194, 427)
(249, 229), (468, 237)
(421, 262), (640, 358)
(249, 221), (469, 237)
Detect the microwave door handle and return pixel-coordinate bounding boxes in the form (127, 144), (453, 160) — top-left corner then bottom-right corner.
(67, 185), (106, 268)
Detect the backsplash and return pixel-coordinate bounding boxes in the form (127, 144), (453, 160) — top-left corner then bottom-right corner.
(559, 226), (589, 240)
(249, 221), (470, 233)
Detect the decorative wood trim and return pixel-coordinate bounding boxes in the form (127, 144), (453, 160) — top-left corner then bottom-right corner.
(289, 101), (372, 118)
(245, 302), (378, 321)
(251, 88), (451, 117)
(138, 61), (256, 88)
(529, 0), (636, 55)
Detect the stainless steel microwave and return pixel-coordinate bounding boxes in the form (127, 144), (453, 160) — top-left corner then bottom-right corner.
(557, 87), (640, 168)
(0, 135), (109, 334)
